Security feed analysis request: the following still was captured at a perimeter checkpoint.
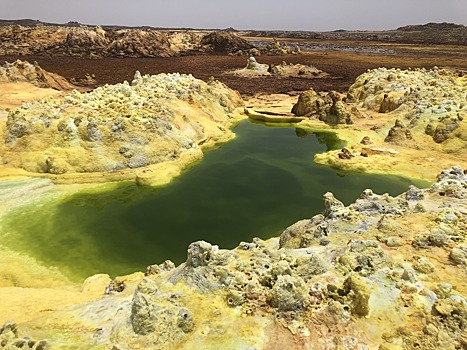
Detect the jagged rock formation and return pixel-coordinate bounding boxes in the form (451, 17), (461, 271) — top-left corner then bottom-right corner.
(0, 59), (77, 90)
(292, 67), (467, 180)
(1, 71), (244, 176)
(233, 57), (329, 79)
(0, 25), (256, 57)
(66, 26), (174, 57)
(263, 38), (301, 55)
(0, 25), (174, 58)
(346, 67), (467, 151)
(232, 38), (301, 56)
(2, 166), (465, 349)
(199, 31), (254, 53)
(292, 88), (352, 125)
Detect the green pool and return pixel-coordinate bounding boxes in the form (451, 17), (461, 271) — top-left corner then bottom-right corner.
(1, 121), (428, 281)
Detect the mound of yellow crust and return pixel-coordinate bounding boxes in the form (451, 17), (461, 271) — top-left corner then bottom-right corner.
(1, 72), (244, 179)
(292, 67), (467, 181)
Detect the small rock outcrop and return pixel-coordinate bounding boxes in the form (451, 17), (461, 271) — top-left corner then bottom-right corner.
(230, 58), (329, 79)
(199, 31), (254, 53)
(263, 38), (301, 55)
(384, 118), (415, 146)
(268, 61), (327, 78)
(291, 89), (352, 125)
(130, 278), (194, 337)
(0, 60), (77, 90)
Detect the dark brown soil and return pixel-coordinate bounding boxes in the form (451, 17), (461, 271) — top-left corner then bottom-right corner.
(1, 49), (466, 96)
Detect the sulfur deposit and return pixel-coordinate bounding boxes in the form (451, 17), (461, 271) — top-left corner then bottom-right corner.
(0, 71), (244, 183)
(292, 89), (351, 124)
(293, 67), (467, 181)
(346, 67), (467, 148)
(1, 166), (465, 349)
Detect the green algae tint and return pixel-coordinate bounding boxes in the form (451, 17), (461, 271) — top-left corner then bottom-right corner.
(1, 121), (429, 281)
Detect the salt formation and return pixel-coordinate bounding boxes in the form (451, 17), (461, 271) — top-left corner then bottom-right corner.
(245, 56), (269, 73)
(2, 166), (465, 349)
(0, 60), (76, 90)
(347, 67), (467, 150)
(231, 57), (329, 79)
(1, 71), (244, 177)
(294, 67), (466, 142)
(0, 25), (256, 57)
(292, 89), (351, 124)
(293, 67), (467, 180)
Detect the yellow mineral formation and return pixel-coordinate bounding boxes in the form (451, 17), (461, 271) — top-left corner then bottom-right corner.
(291, 67), (467, 181)
(0, 70), (245, 185)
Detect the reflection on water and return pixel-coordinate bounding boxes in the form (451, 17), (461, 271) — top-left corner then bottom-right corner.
(1, 121), (428, 280)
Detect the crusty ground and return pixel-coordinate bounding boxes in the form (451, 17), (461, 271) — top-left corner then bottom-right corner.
(0, 43), (466, 334)
(1, 42), (466, 96)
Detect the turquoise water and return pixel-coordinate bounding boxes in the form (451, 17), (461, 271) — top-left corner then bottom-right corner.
(1, 121), (428, 280)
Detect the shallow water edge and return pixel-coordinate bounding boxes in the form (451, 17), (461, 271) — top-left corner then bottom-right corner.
(0, 121), (430, 283)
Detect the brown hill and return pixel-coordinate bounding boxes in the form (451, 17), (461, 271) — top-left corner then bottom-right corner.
(0, 24), (257, 57)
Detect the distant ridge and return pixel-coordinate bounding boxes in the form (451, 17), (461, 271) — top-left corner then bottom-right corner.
(1, 19), (466, 46)
(0, 18), (228, 31)
(1, 18), (466, 33)
(0, 18), (82, 27)
(397, 22), (466, 31)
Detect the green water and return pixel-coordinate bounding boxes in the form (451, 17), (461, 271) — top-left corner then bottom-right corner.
(1, 121), (428, 280)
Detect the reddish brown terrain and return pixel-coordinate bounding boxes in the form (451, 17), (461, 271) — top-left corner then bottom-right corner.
(1, 47), (466, 96)
(0, 21), (466, 95)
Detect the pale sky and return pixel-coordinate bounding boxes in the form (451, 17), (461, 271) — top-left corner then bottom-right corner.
(2, 0), (467, 31)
